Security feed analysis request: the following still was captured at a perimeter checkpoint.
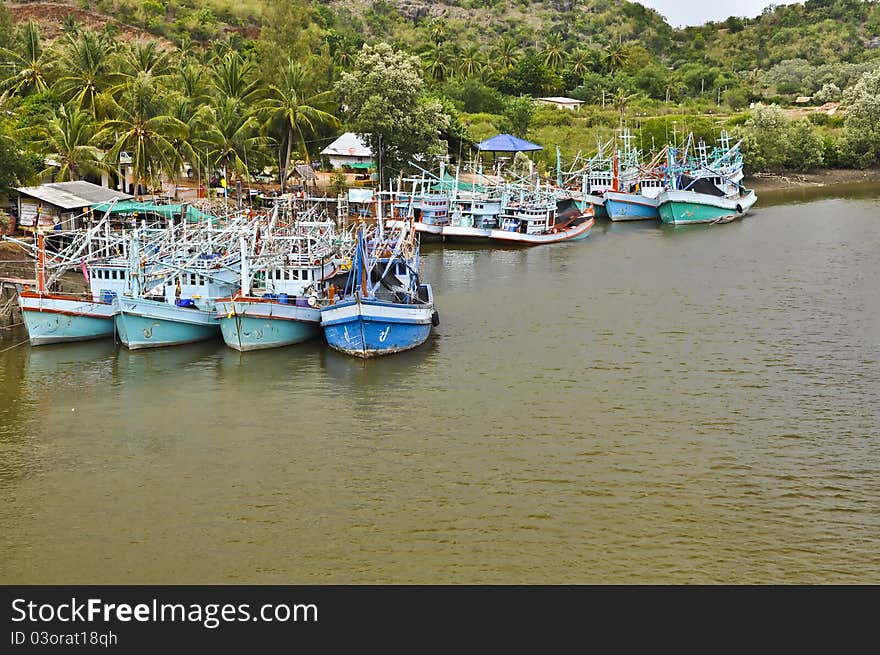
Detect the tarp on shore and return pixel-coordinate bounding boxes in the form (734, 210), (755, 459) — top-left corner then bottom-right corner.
(90, 201), (220, 223)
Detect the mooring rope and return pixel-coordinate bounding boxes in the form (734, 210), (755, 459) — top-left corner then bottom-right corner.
(0, 337), (29, 354)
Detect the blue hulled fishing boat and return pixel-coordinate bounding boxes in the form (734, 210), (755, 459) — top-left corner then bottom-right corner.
(320, 225), (436, 358)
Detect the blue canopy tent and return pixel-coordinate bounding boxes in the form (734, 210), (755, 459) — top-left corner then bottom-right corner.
(476, 133), (543, 171)
(476, 133), (543, 153)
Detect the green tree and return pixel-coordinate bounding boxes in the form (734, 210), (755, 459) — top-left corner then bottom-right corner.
(501, 96), (534, 138)
(211, 52), (262, 105)
(839, 66), (880, 168)
(204, 97), (268, 182)
(335, 43), (450, 189)
(458, 45), (484, 79)
(259, 60), (339, 191)
(602, 41), (629, 76)
(54, 31), (115, 112)
(542, 33), (566, 71)
(37, 104), (108, 182)
(737, 103), (790, 172)
(97, 75), (187, 192)
(785, 118), (824, 171)
(0, 114), (41, 195)
(421, 43), (454, 83)
(492, 37), (519, 75)
(256, 0), (321, 79)
(0, 22), (52, 98)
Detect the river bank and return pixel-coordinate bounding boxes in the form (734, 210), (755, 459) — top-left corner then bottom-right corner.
(746, 168), (880, 192)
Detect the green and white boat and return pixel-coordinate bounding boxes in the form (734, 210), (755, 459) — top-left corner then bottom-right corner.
(657, 185), (758, 225)
(657, 135), (757, 225)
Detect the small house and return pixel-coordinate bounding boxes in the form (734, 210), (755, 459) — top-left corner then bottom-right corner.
(321, 132), (374, 170)
(16, 181), (133, 231)
(535, 97), (585, 111)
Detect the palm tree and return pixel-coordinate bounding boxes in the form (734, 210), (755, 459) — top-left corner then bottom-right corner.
(203, 96), (268, 183)
(54, 30), (115, 112)
(421, 43), (453, 83)
(543, 33), (566, 71)
(259, 60), (339, 192)
(174, 62), (211, 105)
(429, 19), (447, 45)
(210, 51), (262, 104)
(458, 45), (484, 79)
(120, 41), (172, 79)
(0, 21), (52, 98)
(166, 96), (211, 199)
(97, 75), (187, 193)
(492, 37), (519, 74)
(37, 104), (108, 182)
(602, 40), (629, 76)
(568, 48), (594, 78)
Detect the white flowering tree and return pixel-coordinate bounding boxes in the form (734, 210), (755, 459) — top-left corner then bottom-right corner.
(335, 43), (450, 188)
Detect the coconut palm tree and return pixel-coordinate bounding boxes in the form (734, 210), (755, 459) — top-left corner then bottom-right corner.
(97, 74), (187, 193)
(429, 19), (447, 45)
(37, 104), (108, 182)
(421, 42), (454, 83)
(258, 60), (339, 192)
(0, 21), (52, 98)
(492, 37), (520, 74)
(174, 62), (212, 105)
(120, 41), (172, 80)
(161, 94), (216, 199)
(543, 33), (566, 71)
(53, 30), (116, 112)
(458, 45), (484, 79)
(210, 51), (262, 104)
(203, 96), (268, 183)
(568, 48), (594, 78)
(602, 40), (629, 76)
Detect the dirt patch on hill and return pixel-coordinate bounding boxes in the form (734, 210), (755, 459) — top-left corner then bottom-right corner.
(6, 2), (175, 47)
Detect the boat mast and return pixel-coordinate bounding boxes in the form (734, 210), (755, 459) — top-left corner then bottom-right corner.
(36, 229), (45, 293)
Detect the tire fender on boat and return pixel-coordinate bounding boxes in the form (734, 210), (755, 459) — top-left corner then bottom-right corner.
(736, 204), (743, 214)
(431, 310), (440, 327)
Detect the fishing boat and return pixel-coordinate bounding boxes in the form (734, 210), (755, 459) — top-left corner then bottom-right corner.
(657, 135), (757, 225)
(215, 229), (338, 352)
(114, 230), (239, 349)
(320, 225), (437, 358)
(657, 182), (758, 225)
(602, 142), (668, 222)
(15, 226), (124, 345)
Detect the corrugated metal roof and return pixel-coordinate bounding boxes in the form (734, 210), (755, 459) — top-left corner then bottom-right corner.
(321, 132), (372, 157)
(16, 181), (133, 210)
(293, 164), (317, 180)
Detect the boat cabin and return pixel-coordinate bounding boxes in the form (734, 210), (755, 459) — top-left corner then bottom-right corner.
(88, 263), (130, 301)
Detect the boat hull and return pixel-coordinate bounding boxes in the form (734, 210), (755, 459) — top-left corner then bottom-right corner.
(18, 292), (115, 345)
(603, 191), (660, 221)
(487, 217), (594, 244)
(321, 297), (433, 358)
(114, 296), (219, 349)
(658, 189), (758, 225)
(215, 299), (321, 351)
(387, 220), (444, 241)
(575, 194), (607, 219)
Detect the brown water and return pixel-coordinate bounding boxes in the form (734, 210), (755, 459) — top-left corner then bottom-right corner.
(1, 188), (879, 583)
